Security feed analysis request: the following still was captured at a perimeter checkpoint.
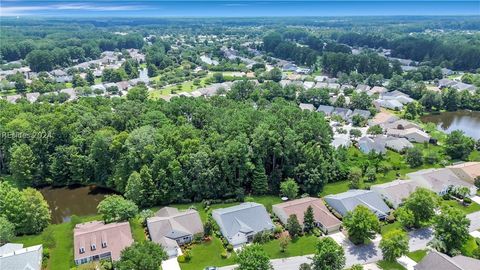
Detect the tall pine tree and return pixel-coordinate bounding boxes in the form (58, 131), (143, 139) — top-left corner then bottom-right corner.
(303, 205), (315, 233)
(252, 162), (268, 195)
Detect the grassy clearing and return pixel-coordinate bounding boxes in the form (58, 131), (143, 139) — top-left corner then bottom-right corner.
(129, 217), (146, 242)
(407, 249), (427, 262)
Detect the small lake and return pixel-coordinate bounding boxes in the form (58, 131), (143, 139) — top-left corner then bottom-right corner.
(40, 185), (114, 224)
(421, 110), (480, 140)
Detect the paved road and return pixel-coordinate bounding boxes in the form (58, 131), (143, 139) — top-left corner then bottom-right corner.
(468, 211), (480, 232)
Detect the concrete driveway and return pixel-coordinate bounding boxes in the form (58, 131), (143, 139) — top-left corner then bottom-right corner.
(330, 232), (383, 267)
(468, 211), (480, 232)
(408, 228), (433, 252)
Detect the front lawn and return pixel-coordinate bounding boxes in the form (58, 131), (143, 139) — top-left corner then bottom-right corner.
(179, 237), (236, 270)
(262, 235), (318, 259)
(407, 249), (427, 262)
(381, 221), (403, 236)
(442, 200), (480, 214)
(377, 260), (406, 270)
(461, 236), (478, 256)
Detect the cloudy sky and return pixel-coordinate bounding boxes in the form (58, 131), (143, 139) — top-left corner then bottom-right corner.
(1, 0), (479, 17)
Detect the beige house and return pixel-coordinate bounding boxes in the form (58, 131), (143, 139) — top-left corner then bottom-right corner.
(371, 180), (419, 208)
(272, 197), (341, 234)
(448, 162), (480, 184)
(73, 221), (133, 265)
(386, 127), (431, 143)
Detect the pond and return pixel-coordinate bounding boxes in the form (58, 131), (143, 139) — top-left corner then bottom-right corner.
(40, 185), (114, 224)
(420, 110), (480, 140)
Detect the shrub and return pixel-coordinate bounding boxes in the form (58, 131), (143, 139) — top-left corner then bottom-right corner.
(221, 251), (228, 259)
(274, 225), (283, 234)
(463, 197), (472, 204)
(177, 255), (186, 263)
(226, 244), (234, 252)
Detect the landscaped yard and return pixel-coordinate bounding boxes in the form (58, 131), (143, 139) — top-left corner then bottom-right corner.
(442, 200), (480, 214)
(381, 221), (403, 236)
(262, 235), (318, 259)
(179, 237), (237, 270)
(407, 249), (427, 262)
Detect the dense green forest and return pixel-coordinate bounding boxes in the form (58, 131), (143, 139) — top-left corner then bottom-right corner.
(0, 87), (351, 205)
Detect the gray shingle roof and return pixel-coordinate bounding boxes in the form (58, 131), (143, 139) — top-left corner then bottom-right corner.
(415, 250), (480, 270)
(324, 189), (391, 218)
(212, 202), (274, 246)
(0, 243), (43, 270)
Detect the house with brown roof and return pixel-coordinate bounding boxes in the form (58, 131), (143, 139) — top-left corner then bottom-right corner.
(147, 207), (203, 257)
(272, 197), (341, 234)
(73, 221), (133, 265)
(448, 162), (480, 184)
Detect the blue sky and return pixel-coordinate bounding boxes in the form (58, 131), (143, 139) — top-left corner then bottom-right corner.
(1, 1), (479, 17)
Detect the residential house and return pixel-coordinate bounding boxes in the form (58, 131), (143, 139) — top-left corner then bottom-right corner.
(60, 88), (77, 101)
(340, 84), (354, 92)
(315, 82), (329, 89)
(303, 81), (315, 89)
(441, 68), (454, 77)
(0, 243), (43, 270)
(328, 83), (341, 90)
(351, 109), (371, 119)
(324, 190), (391, 219)
(358, 136), (387, 154)
(299, 103), (315, 111)
(315, 76), (328, 82)
(381, 90), (414, 104)
(368, 112), (399, 127)
(26, 92), (40, 103)
(414, 250), (480, 270)
(212, 202), (275, 247)
(407, 168), (477, 196)
(452, 82), (476, 93)
(368, 86), (388, 96)
(317, 105), (335, 116)
(447, 162), (480, 184)
(438, 79), (456, 88)
(332, 107), (352, 121)
(371, 180), (419, 208)
(386, 127), (430, 143)
(272, 197), (341, 234)
(375, 99), (404, 110)
(383, 119), (421, 130)
(355, 84), (371, 93)
(331, 135), (351, 149)
(385, 137), (413, 152)
(73, 221), (133, 265)
(147, 207), (203, 257)
(5, 94), (22, 104)
(282, 63), (298, 72)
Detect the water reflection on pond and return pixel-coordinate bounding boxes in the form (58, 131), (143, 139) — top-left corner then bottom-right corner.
(421, 110), (480, 140)
(40, 185), (114, 224)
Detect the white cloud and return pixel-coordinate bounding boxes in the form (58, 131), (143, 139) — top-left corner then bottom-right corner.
(0, 3), (146, 16)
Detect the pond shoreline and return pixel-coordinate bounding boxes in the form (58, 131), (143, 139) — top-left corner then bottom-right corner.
(420, 110), (480, 140)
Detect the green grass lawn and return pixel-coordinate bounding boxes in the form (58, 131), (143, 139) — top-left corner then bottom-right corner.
(407, 250), (427, 262)
(262, 235), (318, 259)
(461, 236), (478, 257)
(381, 221), (403, 236)
(129, 217), (146, 242)
(377, 260), (406, 270)
(179, 237), (236, 270)
(442, 200), (480, 214)
(469, 150), (480, 162)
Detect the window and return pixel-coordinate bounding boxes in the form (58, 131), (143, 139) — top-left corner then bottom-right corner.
(91, 244), (96, 251)
(101, 242), (107, 248)
(79, 247), (85, 254)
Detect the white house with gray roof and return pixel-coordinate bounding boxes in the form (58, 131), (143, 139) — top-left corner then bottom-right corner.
(371, 180), (419, 208)
(324, 189), (391, 219)
(212, 202), (275, 247)
(0, 243), (43, 270)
